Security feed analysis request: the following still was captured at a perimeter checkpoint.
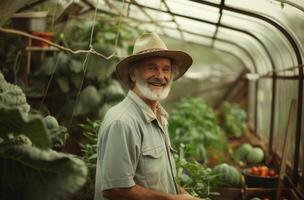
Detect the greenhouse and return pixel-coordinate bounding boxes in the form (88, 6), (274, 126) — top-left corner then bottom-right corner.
(0, 0), (303, 199)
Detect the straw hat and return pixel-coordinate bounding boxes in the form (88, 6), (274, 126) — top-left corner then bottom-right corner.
(116, 32), (192, 86)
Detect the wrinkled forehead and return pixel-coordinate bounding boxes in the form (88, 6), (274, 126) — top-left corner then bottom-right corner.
(136, 56), (172, 67)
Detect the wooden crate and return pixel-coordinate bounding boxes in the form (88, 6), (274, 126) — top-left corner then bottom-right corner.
(244, 188), (300, 200)
(211, 187), (244, 200)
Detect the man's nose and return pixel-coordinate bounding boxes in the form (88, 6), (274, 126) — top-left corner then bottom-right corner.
(154, 69), (165, 79)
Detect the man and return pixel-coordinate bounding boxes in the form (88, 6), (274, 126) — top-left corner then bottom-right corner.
(95, 32), (200, 200)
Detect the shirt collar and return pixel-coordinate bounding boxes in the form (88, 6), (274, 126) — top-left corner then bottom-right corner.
(127, 90), (169, 125)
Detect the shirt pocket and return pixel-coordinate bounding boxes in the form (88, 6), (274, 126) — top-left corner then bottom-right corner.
(142, 146), (164, 185)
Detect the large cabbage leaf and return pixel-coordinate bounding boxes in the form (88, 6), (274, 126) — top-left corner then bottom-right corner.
(0, 107), (51, 149)
(0, 145), (88, 200)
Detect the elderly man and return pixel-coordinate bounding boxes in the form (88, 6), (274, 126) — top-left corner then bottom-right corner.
(94, 32), (200, 200)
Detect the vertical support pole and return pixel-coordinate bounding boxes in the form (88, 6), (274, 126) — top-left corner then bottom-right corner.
(269, 74), (277, 154)
(254, 79), (259, 135)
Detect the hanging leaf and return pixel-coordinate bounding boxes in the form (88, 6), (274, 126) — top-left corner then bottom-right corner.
(69, 59), (83, 73)
(56, 52), (69, 68)
(57, 77), (70, 93)
(0, 145), (88, 200)
(35, 57), (57, 76)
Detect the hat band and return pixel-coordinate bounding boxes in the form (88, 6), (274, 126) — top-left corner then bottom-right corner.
(135, 48), (166, 55)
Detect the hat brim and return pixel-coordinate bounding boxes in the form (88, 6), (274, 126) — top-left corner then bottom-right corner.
(116, 50), (193, 86)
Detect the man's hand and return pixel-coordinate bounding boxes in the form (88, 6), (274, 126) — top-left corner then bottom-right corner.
(102, 185), (203, 200)
(175, 194), (202, 200)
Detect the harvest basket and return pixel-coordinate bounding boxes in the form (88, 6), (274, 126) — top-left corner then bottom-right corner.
(243, 168), (278, 188)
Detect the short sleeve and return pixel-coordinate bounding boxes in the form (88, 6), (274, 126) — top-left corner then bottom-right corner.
(97, 120), (141, 191)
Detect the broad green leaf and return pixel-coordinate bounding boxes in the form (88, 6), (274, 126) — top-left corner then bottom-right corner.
(35, 57), (56, 76)
(69, 59), (83, 73)
(0, 107), (51, 149)
(57, 77), (70, 93)
(0, 145), (88, 200)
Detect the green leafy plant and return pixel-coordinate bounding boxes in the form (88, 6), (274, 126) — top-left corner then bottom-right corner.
(169, 97), (228, 163)
(0, 71), (88, 200)
(76, 119), (102, 200)
(175, 144), (219, 199)
(220, 102), (247, 138)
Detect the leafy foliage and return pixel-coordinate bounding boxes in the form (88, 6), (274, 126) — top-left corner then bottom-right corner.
(0, 71), (30, 113)
(0, 144), (87, 200)
(220, 102), (247, 138)
(175, 144), (219, 199)
(169, 97), (228, 162)
(0, 72), (88, 200)
(77, 119), (102, 200)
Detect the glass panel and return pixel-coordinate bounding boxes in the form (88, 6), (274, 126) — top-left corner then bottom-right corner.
(256, 79), (272, 141)
(127, 5), (153, 22)
(272, 79), (298, 166)
(226, 0), (304, 64)
(248, 80), (257, 132)
(167, 0), (220, 23)
(175, 16), (216, 37)
(222, 10), (297, 70)
(163, 28), (212, 46)
(214, 41), (253, 72)
(217, 28), (270, 74)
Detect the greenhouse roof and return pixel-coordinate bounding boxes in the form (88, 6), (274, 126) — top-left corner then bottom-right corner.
(77, 0), (304, 76)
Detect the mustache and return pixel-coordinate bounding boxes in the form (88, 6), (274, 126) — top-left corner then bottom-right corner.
(147, 77), (168, 86)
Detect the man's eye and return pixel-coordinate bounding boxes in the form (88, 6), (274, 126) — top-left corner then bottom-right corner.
(147, 66), (155, 70)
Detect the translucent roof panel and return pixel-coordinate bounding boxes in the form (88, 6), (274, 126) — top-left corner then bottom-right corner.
(222, 10), (297, 70)
(217, 28), (271, 74)
(214, 41), (253, 71)
(166, 0), (220, 23)
(163, 28), (213, 47)
(226, 0), (304, 65)
(174, 16), (216, 37)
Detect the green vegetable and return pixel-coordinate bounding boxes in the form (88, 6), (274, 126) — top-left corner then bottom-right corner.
(169, 97), (228, 162)
(101, 79), (125, 102)
(80, 85), (101, 107)
(213, 163), (242, 187)
(220, 102), (247, 138)
(250, 198), (262, 200)
(0, 71), (30, 113)
(235, 143), (252, 163)
(175, 144), (219, 199)
(0, 145), (88, 200)
(75, 85), (101, 115)
(0, 73), (88, 200)
(43, 115), (59, 130)
(247, 147), (264, 164)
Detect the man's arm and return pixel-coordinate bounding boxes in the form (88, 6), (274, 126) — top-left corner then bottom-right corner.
(102, 184), (200, 200)
(177, 184), (189, 194)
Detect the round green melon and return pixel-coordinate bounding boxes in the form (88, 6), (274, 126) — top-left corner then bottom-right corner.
(80, 86), (101, 108)
(250, 198), (262, 200)
(43, 115), (59, 130)
(235, 143), (252, 163)
(213, 163), (241, 187)
(246, 147), (264, 164)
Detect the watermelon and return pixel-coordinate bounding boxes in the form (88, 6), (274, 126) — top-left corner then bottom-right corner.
(247, 147), (264, 164)
(213, 163), (242, 187)
(235, 143), (252, 163)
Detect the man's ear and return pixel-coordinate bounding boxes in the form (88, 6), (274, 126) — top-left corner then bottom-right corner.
(129, 69), (136, 82)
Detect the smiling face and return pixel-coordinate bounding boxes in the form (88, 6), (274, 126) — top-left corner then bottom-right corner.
(130, 57), (173, 101)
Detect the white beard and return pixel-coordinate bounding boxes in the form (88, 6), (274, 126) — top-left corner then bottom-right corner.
(134, 71), (172, 101)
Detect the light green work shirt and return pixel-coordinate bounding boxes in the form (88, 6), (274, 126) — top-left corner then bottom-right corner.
(94, 90), (178, 200)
